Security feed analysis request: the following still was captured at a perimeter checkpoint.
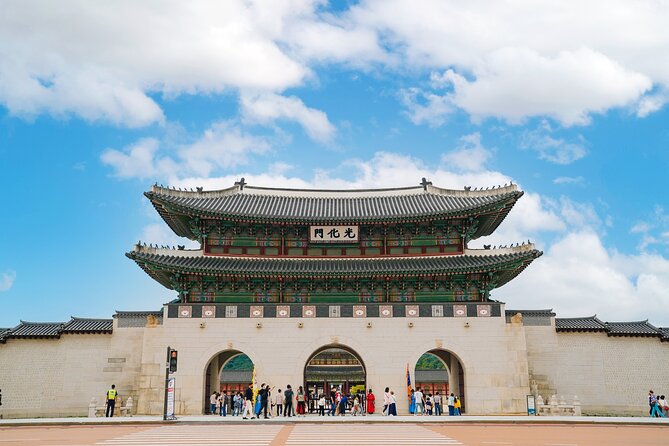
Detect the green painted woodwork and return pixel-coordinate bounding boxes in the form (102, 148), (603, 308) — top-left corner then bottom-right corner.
(309, 292), (360, 303)
(222, 354), (253, 371)
(416, 353), (446, 370)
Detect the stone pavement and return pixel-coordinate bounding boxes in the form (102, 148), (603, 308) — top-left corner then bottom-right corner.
(1, 414), (668, 426)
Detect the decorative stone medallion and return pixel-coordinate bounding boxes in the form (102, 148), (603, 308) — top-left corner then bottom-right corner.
(276, 305), (290, 318)
(329, 305), (341, 318)
(379, 305), (393, 318)
(406, 305), (419, 317)
(453, 305), (467, 317)
(302, 306), (316, 318)
(431, 305), (444, 317)
(353, 305), (366, 318)
(250, 306), (264, 318)
(225, 306), (237, 318)
(178, 306), (192, 318)
(477, 304), (491, 317)
(202, 305), (216, 318)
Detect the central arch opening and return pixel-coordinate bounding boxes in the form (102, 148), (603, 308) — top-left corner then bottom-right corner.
(304, 345), (366, 412)
(414, 349), (465, 414)
(203, 350), (254, 414)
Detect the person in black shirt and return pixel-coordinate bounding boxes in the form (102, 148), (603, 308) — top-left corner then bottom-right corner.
(243, 383), (254, 419)
(284, 385), (294, 417)
(259, 383), (269, 419)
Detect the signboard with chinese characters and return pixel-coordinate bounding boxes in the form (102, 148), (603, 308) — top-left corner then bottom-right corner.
(309, 225), (359, 243)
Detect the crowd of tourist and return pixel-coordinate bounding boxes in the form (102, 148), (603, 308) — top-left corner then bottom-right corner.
(648, 390), (668, 418)
(208, 384), (463, 417)
(408, 387), (461, 416)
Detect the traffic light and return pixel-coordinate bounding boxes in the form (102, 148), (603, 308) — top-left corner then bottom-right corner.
(169, 349), (178, 373)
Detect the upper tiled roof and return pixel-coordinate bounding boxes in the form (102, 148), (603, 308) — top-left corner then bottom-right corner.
(0, 317), (113, 342)
(146, 180), (523, 239)
(555, 316), (607, 332)
(126, 244), (542, 288)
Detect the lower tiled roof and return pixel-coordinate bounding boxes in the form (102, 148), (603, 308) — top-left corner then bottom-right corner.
(1, 317), (113, 342)
(556, 316), (665, 339)
(126, 246), (542, 289)
(505, 309), (555, 317)
(606, 321), (660, 337)
(555, 316), (607, 332)
(9, 321), (64, 338)
(62, 317), (113, 334)
(660, 328), (669, 342)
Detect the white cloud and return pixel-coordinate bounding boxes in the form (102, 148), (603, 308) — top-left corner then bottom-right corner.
(180, 122), (271, 177)
(627, 206), (669, 252)
(399, 87), (454, 127)
(101, 122), (270, 180)
(241, 93), (336, 143)
(3, 1), (668, 128)
(0, 1), (311, 126)
(519, 120), (587, 164)
(350, 0), (667, 122)
(443, 48), (651, 126)
(441, 133), (493, 172)
(0, 270), (16, 292)
(553, 176), (583, 185)
(101, 138), (177, 180)
(497, 230), (669, 325)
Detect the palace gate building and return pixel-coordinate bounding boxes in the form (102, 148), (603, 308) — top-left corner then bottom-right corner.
(1, 180), (667, 417)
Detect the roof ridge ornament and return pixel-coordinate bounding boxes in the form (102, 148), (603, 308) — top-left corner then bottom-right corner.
(420, 177), (432, 191)
(235, 177), (247, 190)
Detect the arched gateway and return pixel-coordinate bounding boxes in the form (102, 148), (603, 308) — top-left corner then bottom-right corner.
(304, 345), (366, 402)
(203, 350), (254, 414)
(414, 349), (465, 413)
(127, 179), (541, 415)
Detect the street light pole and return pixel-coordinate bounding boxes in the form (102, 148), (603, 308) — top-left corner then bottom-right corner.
(163, 345), (170, 421)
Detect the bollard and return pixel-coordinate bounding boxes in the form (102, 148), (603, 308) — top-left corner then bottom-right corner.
(573, 395), (582, 416)
(88, 398), (97, 418)
(126, 396), (134, 417)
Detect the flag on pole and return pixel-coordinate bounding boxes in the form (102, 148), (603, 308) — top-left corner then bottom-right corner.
(252, 365), (258, 405)
(406, 363), (412, 398)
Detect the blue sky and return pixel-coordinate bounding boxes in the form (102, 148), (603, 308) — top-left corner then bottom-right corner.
(1, 1), (668, 327)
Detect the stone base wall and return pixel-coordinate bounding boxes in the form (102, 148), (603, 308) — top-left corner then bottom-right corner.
(135, 310), (531, 416)
(4, 306), (666, 418)
(0, 326), (144, 419)
(523, 326), (669, 416)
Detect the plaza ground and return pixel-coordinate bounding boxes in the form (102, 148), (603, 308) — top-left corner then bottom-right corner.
(1, 417), (668, 446)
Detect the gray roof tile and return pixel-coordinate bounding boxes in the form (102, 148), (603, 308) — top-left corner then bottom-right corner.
(660, 328), (669, 341)
(605, 320), (660, 337)
(114, 310), (163, 318)
(126, 246), (542, 289)
(62, 317), (113, 333)
(1, 317), (114, 341)
(505, 309), (555, 317)
(8, 321), (64, 338)
(146, 182), (523, 239)
(555, 316), (607, 332)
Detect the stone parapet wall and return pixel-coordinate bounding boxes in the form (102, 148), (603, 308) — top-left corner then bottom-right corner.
(0, 325), (145, 419)
(523, 326), (669, 416)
